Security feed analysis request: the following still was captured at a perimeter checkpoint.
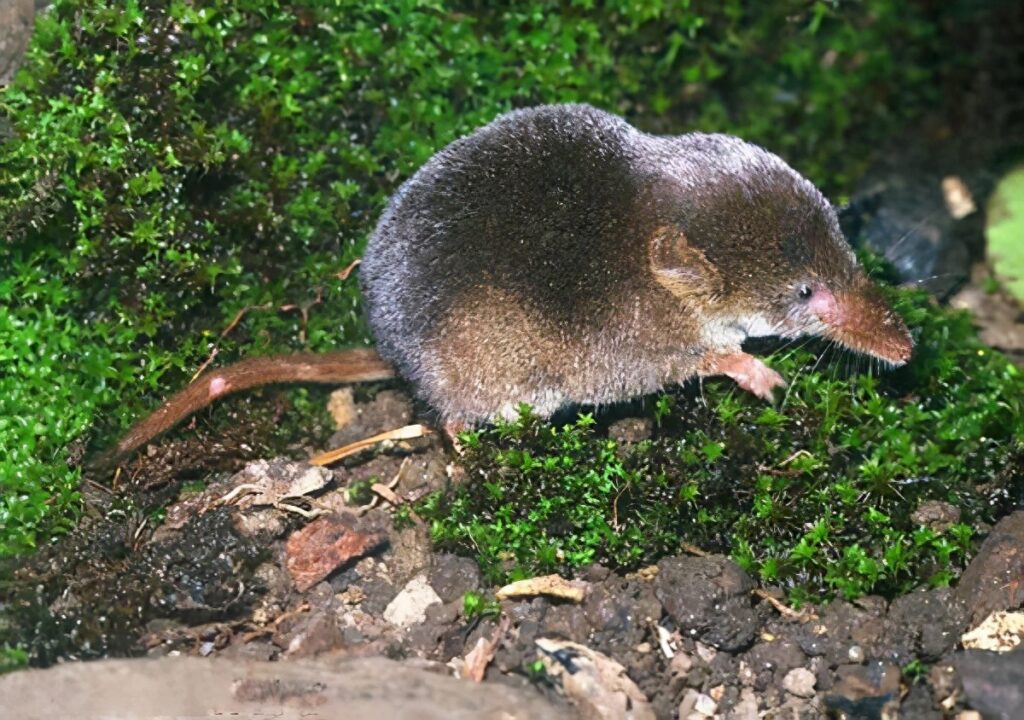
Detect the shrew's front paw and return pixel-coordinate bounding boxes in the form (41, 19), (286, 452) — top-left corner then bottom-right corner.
(701, 352), (787, 402)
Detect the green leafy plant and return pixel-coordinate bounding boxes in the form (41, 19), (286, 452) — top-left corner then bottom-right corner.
(462, 590), (501, 620)
(902, 658), (929, 684)
(0, 645), (28, 673)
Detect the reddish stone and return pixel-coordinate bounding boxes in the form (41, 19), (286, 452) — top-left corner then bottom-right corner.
(285, 515), (385, 592)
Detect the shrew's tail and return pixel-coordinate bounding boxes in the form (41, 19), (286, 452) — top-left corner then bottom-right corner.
(103, 348), (395, 463)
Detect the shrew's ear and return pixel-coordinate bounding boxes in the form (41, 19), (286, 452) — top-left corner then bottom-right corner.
(648, 225), (723, 299)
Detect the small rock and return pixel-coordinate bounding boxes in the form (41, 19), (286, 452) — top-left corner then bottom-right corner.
(253, 562), (291, 602)
(380, 523), (433, 593)
(427, 554), (481, 604)
(726, 688), (759, 720)
(955, 512), (1024, 624)
(232, 508), (287, 539)
(825, 661), (901, 719)
(782, 667), (816, 698)
(928, 663), (959, 711)
(351, 567), (399, 617)
(802, 598), (887, 669)
(655, 555), (758, 652)
(679, 689), (717, 718)
(541, 604), (590, 643)
(901, 682), (943, 720)
(745, 639), (805, 686)
(384, 574), (442, 629)
(581, 564), (612, 582)
(282, 608), (345, 657)
(670, 651), (694, 677)
(695, 641), (718, 663)
(883, 588), (967, 663)
(607, 417), (653, 444)
(955, 645), (1024, 720)
(951, 272), (1024, 353)
(911, 500), (961, 531)
(284, 514), (386, 592)
(693, 693), (717, 716)
(736, 660), (756, 687)
(0, 0), (35, 85)
(961, 610), (1024, 652)
(583, 576), (662, 651)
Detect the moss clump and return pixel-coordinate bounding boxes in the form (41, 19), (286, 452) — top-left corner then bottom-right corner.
(422, 286), (1024, 601)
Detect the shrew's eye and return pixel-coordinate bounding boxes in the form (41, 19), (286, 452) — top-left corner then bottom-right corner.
(797, 284), (813, 300)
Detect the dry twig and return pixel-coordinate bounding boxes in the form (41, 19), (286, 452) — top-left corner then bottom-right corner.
(309, 424), (430, 466)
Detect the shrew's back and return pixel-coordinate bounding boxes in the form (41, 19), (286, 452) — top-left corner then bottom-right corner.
(360, 105), (678, 422)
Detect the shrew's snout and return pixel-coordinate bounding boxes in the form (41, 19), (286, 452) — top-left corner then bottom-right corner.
(810, 285), (913, 366)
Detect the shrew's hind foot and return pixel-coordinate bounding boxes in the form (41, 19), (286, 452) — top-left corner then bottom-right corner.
(444, 420), (467, 456)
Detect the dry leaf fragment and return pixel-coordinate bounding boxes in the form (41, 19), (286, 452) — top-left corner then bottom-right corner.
(536, 638), (655, 720)
(496, 574), (589, 603)
(309, 424), (429, 466)
(461, 615), (511, 683)
(961, 611), (1024, 652)
(334, 258), (361, 280)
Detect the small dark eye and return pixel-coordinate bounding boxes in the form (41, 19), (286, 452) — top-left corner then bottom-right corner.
(797, 284), (813, 300)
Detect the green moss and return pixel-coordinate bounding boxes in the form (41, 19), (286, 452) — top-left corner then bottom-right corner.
(0, 645), (28, 673)
(422, 286), (1024, 600)
(462, 590), (501, 620)
(0, 0), (976, 555)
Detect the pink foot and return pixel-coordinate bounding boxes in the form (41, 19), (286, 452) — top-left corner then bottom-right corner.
(702, 352), (786, 401)
(444, 420), (467, 456)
